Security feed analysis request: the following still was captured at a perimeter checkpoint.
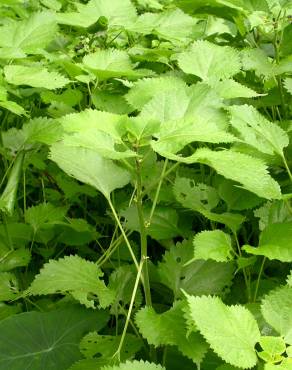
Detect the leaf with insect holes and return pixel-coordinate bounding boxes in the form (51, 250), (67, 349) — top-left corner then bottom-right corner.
(4, 65), (70, 90)
(26, 255), (114, 308)
(177, 40), (241, 81)
(49, 143), (131, 199)
(187, 295), (260, 368)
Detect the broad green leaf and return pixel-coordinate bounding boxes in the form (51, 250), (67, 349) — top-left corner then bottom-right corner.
(101, 361), (165, 370)
(243, 222), (292, 262)
(49, 143), (131, 198)
(0, 306), (108, 370)
(192, 230), (233, 262)
(173, 177), (245, 232)
(259, 336), (286, 357)
(158, 240), (234, 298)
(254, 200), (292, 231)
(60, 109), (125, 142)
(136, 301), (208, 364)
(26, 255), (114, 308)
(187, 295), (260, 368)
(0, 303), (20, 321)
(261, 286), (292, 345)
(0, 101), (26, 116)
(80, 332), (142, 362)
(83, 49), (144, 80)
(177, 40), (241, 81)
(91, 90), (132, 115)
(57, 0), (137, 28)
(4, 65), (70, 89)
(0, 272), (19, 301)
(284, 78), (292, 95)
(211, 79), (262, 99)
(0, 12), (57, 53)
(174, 148), (281, 200)
(0, 152), (24, 216)
(228, 105), (289, 156)
(218, 178), (263, 211)
(0, 245), (30, 272)
(128, 8), (199, 44)
(264, 359), (292, 370)
(25, 203), (67, 233)
(126, 76), (187, 110)
(241, 48), (274, 78)
(22, 117), (63, 145)
(121, 205), (182, 240)
(61, 129), (136, 159)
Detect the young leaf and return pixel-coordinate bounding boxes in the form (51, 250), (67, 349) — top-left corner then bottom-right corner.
(261, 286), (292, 345)
(4, 65), (70, 90)
(192, 230), (233, 262)
(243, 222), (292, 262)
(0, 307), (108, 370)
(136, 301), (208, 364)
(49, 143), (131, 199)
(26, 255), (114, 308)
(187, 295), (260, 368)
(177, 40), (241, 81)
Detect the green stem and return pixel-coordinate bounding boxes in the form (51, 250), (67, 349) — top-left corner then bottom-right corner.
(282, 154), (292, 184)
(113, 257), (145, 361)
(136, 158), (152, 307)
(148, 159), (168, 225)
(107, 197), (139, 270)
(253, 257), (266, 302)
(234, 233), (251, 302)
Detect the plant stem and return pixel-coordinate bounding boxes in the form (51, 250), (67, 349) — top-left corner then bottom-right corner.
(253, 257), (266, 302)
(107, 197), (139, 270)
(282, 154), (292, 184)
(136, 158), (152, 307)
(234, 233), (251, 302)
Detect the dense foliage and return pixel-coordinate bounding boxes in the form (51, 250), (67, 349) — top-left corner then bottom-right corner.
(0, 0), (292, 369)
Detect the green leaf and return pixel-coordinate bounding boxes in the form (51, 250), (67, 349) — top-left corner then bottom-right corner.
(158, 240), (234, 298)
(136, 301), (208, 364)
(192, 230), (233, 262)
(0, 306), (108, 370)
(121, 205), (182, 240)
(177, 40), (241, 81)
(264, 359), (292, 370)
(218, 178), (263, 211)
(126, 76), (187, 110)
(254, 200), (292, 231)
(0, 152), (24, 216)
(211, 79), (262, 99)
(4, 65), (70, 89)
(80, 332), (142, 362)
(284, 78), (292, 95)
(22, 117), (63, 145)
(0, 101), (27, 116)
(0, 272), (19, 301)
(176, 148), (282, 200)
(259, 336), (286, 356)
(0, 245), (31, 272)
(49, 143), (131, 199)
(26, 255), (114, 308)
(57, 0), (137, 28)
(261, 286), (292, 345)
(25, 203), (67, 233)
(101, 360), (165, 370)
(228, 105), (289, 157)
(243, 222), (292, 262)
(173, 177), (245, 232)
(187, 295), (260, 368)
(241, 48), (274, 78)
(0, 11), (57, 53)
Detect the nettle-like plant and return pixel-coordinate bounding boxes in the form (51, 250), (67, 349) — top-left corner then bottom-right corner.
(0, 0), (292, 369)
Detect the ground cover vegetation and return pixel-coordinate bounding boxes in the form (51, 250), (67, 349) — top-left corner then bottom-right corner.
(0, 0), (292, 369)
